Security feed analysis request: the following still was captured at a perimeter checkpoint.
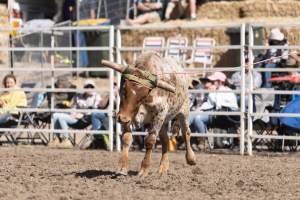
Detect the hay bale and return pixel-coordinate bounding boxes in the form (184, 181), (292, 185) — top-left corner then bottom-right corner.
(198, 0), (300, 20)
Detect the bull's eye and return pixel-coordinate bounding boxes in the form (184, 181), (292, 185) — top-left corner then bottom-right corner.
(123, 91), (127, 98)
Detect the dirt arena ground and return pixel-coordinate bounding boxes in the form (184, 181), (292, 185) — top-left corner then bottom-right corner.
(0, 146), (299, 200)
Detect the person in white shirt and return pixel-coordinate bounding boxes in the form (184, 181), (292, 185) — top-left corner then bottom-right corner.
(50, 80), (101, 148)
(229, 58), (262, 108)
(189, 72), (238, 134)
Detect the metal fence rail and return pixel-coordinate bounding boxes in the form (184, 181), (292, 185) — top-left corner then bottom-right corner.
(0, 25), (115, 151)
(0, 23), (299, 154)
(247, 23), (300, 155)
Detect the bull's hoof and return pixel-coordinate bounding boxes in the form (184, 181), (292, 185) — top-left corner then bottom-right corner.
(138, 168), (149, 177)
(186, 159), (196, 165)
(158, 159), (169, 175)
(158, 167), (168, 176)
(186, 151), (196, 165)
(117, 168), (128, 176)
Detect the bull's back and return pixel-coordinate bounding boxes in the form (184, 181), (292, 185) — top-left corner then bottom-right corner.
(135, 52), (188, 95)
(135, 52), (189, 116)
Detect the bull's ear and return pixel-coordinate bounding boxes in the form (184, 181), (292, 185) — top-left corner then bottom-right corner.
(101, 60), (127, 73)
(156, 80), (176, 93)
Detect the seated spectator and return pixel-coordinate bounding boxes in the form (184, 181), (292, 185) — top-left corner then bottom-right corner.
(90, 93), (110, 149)
(127, 0), (164, 25)
(89, 79), (119, 149)
(165, 0), (197, 21)
(0, 74), (27, 127)
(262, 28), (288, 88)
(53, 77), (76, 108)
(91, 95), (109, 131)
(230, 58), (262, 90)
(286, 51), (300, 73)
(229, 58), (262, 107)
(49, 80), (101, 148)
(189, 72), (238, 135)
(189, 77), (203, 111)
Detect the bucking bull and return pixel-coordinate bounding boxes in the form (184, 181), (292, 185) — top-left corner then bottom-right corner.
(101, 52), (196, 177)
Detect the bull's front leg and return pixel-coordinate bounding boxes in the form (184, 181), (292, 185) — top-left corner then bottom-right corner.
(118, 131), (133, 175)
(138, 112), (166, 177)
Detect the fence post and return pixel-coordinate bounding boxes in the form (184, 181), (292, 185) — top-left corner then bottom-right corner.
(50, 30), (55, 142)
(108, 26), (114, 151)
(116, 28), (122, 152)
(247, 24), (254, 156)
(240, 23), (246, 155)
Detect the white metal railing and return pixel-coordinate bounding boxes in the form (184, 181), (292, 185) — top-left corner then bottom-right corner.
(1, 23), (299, 154)
(247, 23), (300, 155)
(0, 25), (115, 151)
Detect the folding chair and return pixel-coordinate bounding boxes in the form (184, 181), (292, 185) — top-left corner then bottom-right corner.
(68, 114), (92, 146)
(207, 109), (241, 149)
(252, 90), (277, 150)
(0, 83), (49, 145)
(142, 36), (165, 56)
(187, 37), (215, 75)
(70, 113), (110, 150)
(165, 36), (188, 62)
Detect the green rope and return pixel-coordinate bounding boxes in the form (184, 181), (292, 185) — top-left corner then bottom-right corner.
(122, 67), (157, 88)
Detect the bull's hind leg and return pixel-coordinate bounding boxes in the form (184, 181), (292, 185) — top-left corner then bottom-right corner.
(180, 115), (196, 165)
(118, 132), (133, 175)
(158, 124), (169, 175)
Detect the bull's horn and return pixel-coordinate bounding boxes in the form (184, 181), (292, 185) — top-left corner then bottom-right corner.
(101, 60), (127, 73)
(156, 80), (176, 93)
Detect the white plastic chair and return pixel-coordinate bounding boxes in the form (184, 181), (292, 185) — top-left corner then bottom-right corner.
(188, 37), (215, 71)
(165, 36), (188, 62)
(142, 36), (165, 56)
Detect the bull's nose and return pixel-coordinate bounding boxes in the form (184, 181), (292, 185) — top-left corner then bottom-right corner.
(117, 113), (131, 123)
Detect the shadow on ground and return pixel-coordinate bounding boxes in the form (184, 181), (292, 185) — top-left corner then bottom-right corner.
(74, 170), (138, 179)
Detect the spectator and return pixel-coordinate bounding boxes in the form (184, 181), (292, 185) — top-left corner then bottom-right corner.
(262, 28), (288, 88)
(287, 51), (300, 73)
(0, 74), (27, 127)
(229, 58), (262, 107)
(165, 0), (197, 21)
(89, 94), (109, 149)
(74, 0), (99, 75)
(49, 80), (101, 148)
(91, 79), (119, 132)
(52, 77), (76, 108)
(79, 0), (98, 20)
(230, 58), (262, 90)
(188, 77), (204, 111)
(189, 72), (238, 135)
(127, 0), (165, 25)
(91, 79), (122, 149)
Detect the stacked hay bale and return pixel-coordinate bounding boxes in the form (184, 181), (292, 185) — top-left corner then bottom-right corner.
(0, 4), (8, 65)
(121, 0), (300, 68)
